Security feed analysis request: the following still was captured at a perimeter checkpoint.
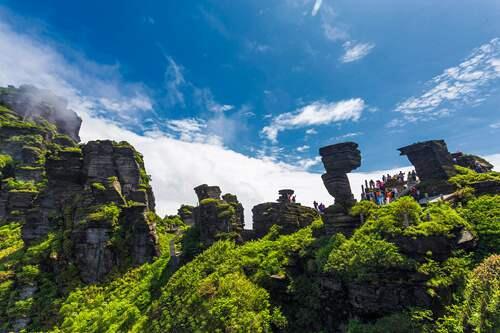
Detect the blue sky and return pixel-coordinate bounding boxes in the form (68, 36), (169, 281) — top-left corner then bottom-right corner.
(0, 1), (499, 217)
(2, 0), (500, 172)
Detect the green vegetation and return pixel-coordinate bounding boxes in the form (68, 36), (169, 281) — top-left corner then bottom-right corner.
(91, 182), (106, 191)
(449, 165), (500, 188)
(134, 151), (152, 189)
(459, 195), (500, 257)
(324, 233), (410, 281)
(87, 203), (121, 225)
(3, 177), (38, 192)
(0, 154), (13, 169)
(54, 256), (172, 333)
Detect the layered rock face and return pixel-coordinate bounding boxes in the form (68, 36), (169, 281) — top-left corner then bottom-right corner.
(0, 88), (159, 285)
(399, 140), (456, 194)
(193, 184), (244, 246)
(252, 190), (319, 238)
(319, 142), (362, 236)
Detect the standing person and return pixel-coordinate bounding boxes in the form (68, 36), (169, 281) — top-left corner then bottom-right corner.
(319, 203), (325, 213)
(369, 179), (375, 189)
(411, 170), (417, 181)
(376, 180), (381, 189)
(313, 201), (318, 211)
(291, 195), (296, 203)
(382, 175), (386, 182)
(393, 187), (398, 199)
(399, 171), (405, 182)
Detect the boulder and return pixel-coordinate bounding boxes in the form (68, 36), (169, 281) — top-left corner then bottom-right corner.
(398, 140), (456, 182)
(252, 200), (319, 238)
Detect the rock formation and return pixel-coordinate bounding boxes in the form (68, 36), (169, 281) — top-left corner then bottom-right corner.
(451, 152), (494, 172)
(399, 140), (456, 194)
(0, 88), (159, 284)
(192, 184), (244, 246)
(320, 142), (361, 207)
(252, 189), (319, 238)
(0, 85), (82, 141)
(319, 142), (362, 236)
(177, 204), (195, 226)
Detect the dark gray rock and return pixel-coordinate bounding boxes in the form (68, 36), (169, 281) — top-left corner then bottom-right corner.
(398, 140), (456, 182)
(252, 201), (319, 238)
(194, 184), (222, 201)
(319, 142), (361, 208)
(193, 186), (244, 246)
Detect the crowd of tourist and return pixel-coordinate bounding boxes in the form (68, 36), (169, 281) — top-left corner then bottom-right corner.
(361, 170), (420, 205)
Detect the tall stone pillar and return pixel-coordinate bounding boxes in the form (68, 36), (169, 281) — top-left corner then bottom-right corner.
(319, 142), (362, 236)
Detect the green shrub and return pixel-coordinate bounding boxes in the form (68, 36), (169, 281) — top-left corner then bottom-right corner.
(3, 177), (38, 192)
(459, 195), (500, 257)
(461, 255), (500, 333)
(449, 165), (500, 188)
(91, 182), (106, 191)
(87, 204), (121, 225)
(324, 233), (410, 281)
(0, 154), (13, 169)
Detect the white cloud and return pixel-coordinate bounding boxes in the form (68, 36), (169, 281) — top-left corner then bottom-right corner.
(262, 99), (365, 142)
(341, 41), (375, 63)
(2, 11), (499, 230)
(164, 56), (186, 107)
(485, 154), (500, 171)
(335, 131), (363, 140)
(165, 118), (222, 145)
(296, 145), (310, 152)
(311, 0), (323, 16)
(490, 122), (500, 129)
(305, 128), (318, 135)
(296, 156), (321, 170)
(394, 38), (500, 125)
(193, 87), (234, 113)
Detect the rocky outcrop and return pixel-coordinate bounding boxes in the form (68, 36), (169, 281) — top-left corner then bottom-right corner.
(178, 204), (195, 226)
(399, 140), (456, 194)
(319, 142), (362, 236)
(252, 190), (319, 238)
(451, 153), (494, 172)
(193, 185), (244, 246)
(320, 142), (361, 207)
(0, 88), (159, 286)
(0, 85), (82, 141)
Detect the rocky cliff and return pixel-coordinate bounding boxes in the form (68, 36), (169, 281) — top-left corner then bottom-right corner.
(0, 86), (159, 330)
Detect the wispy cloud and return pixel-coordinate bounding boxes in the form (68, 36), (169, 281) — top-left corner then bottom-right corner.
(166, 118), (222, 145)
(296, 156), (321, 170)
(305, 128), (318, 135)
(262, 99), (365, 142)
(164, 56), (186, 107)
(490, 122), (500, 129)
(341, 41), (375, 63)
(393, 38), (500, 125)
(296, 145), (310, 152)
(335, 131), (363, 140)
(193, 87), (234, 113)
(322, 22), (349, 42)
(311, 0), (323, 16)
(313, 2), (375, 63)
